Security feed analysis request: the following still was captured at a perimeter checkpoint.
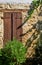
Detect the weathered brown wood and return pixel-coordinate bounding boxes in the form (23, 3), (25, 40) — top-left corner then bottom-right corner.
(16, 12), (22, 41)
(4, 12), (22, 44)
(13, 12), (22, 41)
(4, 12), (11, 44)
(13, 13), (17, 39)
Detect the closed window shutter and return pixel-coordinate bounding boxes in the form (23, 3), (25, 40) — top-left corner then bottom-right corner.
(4, 12), (22, 44)
(13, 12), (22, 41)
(4, 13), (11, 44)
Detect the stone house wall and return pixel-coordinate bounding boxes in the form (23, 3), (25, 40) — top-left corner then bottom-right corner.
(0, 3), (29, 48)
(22, 6), (42, 57)
(0, 4), (42, 58)
(0, 12), (4, 48)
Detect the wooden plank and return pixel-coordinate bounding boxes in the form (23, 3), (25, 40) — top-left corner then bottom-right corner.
(16, 12), (22, 41)
(4, 12), (11, 44)
(13, 12), (17, 39)
(13, 12), (22, 41)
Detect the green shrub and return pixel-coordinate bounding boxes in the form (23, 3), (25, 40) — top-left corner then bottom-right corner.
(0, 39), (26, 65)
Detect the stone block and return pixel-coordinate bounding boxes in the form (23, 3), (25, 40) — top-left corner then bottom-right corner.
(0, 12), (3, 17)
(0, 37), (3, 48)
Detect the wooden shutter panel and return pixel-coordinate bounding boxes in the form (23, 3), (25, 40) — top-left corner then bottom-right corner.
(13, 12), (22, 41)
(13, 13), (17, 39)
(16, 12), (22, 41)
(4, 13), (11, 44)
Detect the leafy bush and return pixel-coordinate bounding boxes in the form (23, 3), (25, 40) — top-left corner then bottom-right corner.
(0, 39), (26, 65)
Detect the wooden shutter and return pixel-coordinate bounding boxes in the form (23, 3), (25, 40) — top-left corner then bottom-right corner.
(4, 12), (22, 44)
(13, 12), (22, 41)
(4, 13), (11, 44)
(13, 13), (17, 39)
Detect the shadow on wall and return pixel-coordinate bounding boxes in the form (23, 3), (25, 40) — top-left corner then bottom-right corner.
(22, 58), (42, 65)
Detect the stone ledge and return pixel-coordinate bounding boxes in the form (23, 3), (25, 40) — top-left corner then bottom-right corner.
(0, 3), (30, 9)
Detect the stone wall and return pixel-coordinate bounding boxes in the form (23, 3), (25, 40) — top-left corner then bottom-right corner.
(0, 3), (29, 48)
(22, 10), (38, 57)
(22, 6), (42, 57)
(0, 12), (4, 48)
(0, 4), (42, 58)
(0, 3), (30, 9)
